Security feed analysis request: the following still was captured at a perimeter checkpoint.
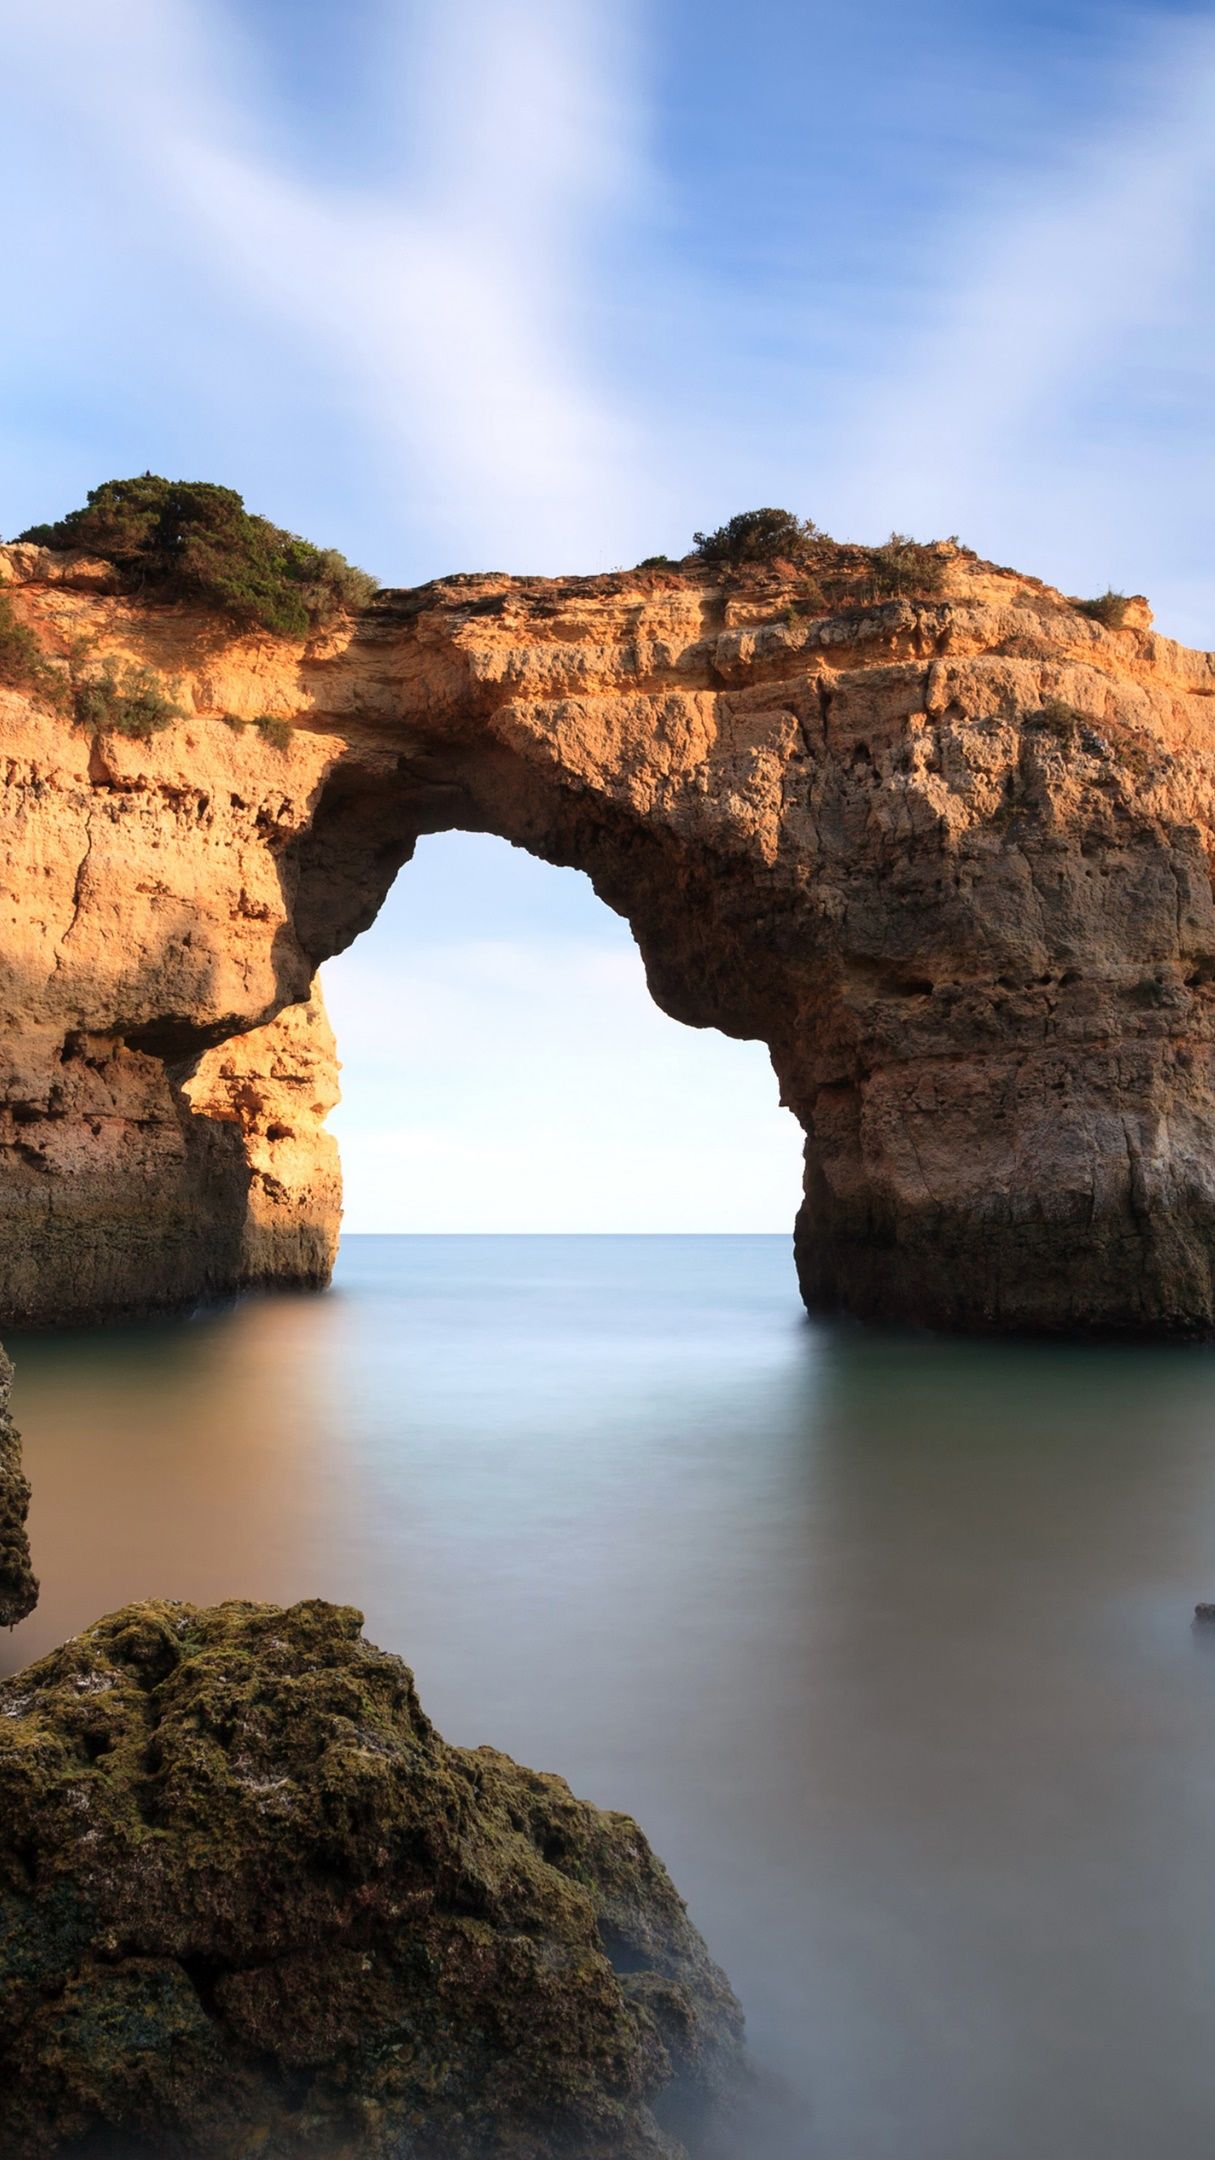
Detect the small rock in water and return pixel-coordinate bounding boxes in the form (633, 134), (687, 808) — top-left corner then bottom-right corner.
(0, 1596), (744, 2159)
(1195, 1603), (1215, 1621)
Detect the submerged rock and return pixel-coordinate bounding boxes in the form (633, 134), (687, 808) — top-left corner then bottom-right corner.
(0, 1349), (37, 1627)
(0, 1597), (743, 2158)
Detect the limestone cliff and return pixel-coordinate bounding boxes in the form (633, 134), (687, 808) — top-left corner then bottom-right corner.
(3, 537), (1215, 1334)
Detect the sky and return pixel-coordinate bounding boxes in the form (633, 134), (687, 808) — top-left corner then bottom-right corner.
(4, 0), (1214, 1229)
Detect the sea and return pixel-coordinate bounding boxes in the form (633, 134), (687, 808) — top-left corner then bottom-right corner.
(7, 1232), (1215, 2160)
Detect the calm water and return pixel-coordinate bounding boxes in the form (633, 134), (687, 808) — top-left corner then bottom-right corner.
(8, 1234), (1215, 2159)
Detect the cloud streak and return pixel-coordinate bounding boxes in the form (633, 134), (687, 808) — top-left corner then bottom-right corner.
(2, 0), (659, 569)
(7, 0), (1214, 616)
(832, 10), (1215, 600)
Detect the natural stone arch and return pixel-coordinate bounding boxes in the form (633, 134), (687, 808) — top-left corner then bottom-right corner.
(2, 543), (1215, 1336)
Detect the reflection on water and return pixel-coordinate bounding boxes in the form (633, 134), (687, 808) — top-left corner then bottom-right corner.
(8, 1234), (1215, 2159)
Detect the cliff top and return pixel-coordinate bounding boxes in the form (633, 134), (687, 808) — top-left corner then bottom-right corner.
(0, 474), (1155, 644)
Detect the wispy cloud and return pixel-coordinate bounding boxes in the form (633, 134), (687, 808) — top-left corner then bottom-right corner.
(5, 1), (1214, 616)
(2, 0), (659, 570)
(832, 11), (1215, 610)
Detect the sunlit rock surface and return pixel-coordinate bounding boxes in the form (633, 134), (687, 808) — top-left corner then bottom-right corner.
(4, 541), (1215, 1331)
(0, 1596), (742, 2158)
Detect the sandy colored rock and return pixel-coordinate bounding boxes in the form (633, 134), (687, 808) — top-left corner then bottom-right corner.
(3, 540), (1215, 1331)
(0, 1596), (742, 2158)
(0, 1350), (36, 1627)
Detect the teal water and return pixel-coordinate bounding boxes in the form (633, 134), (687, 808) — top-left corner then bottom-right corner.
(8, 1233), (1215, 2158)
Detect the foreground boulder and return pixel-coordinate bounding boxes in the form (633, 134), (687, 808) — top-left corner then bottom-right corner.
(0, 1349), (36, 1626)
(0, 1598), (742, 2158)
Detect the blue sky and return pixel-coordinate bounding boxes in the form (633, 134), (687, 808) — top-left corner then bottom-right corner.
(4, 1), (1214, 1228)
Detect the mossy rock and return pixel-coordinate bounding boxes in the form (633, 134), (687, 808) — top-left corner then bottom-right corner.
(0, 1348), (36, 1627)
(0, 1598), (743, 2157)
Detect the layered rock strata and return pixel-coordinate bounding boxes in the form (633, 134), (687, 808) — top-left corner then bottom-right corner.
(0, 1350), (36, 1627)
(0, 1596), (742, 2158)
(4, 540), (1215, 1332)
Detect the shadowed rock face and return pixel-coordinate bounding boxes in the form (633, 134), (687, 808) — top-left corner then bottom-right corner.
(0, 1597), (742, 2160)
(0, 1351), (36, 1627)
(4, 541), (1215, 1333)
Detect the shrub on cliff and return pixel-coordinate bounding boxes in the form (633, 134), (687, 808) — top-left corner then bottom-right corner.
(860, 532), (950, 601)
(1073, 589), (1130, 629)
(0, 592), (64, 707)
(18, 476), (379, 637)
(73, 659), (184, 740)
(1027, 697), (1084, 747)
(692, 506), (823, 563)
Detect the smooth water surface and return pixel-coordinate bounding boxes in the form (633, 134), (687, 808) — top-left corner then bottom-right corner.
(8, 1235), (1215, 2158)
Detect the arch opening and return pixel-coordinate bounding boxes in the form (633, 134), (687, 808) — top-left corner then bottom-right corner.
(319, 831), (804, 1237)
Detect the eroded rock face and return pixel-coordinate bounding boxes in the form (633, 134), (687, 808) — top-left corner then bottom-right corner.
(0, 657), (341, 1323)
(0, 1597), (742, 2159)
(5, 541), (1215, 1332)
(0, 1350), (36, 1627)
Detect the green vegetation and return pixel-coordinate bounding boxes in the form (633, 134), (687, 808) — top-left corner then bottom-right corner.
(255, 715), (293, 750)
(635, 554), (674, 569)
(73, 660), (184, 740)
(0, 591), (64, 706)
(692, 507), (823, 563)
(688, 509), (959, 605)
(18, 475), (379, 637)
(782, 580), (830, 623)
(1073, 589), (1130, 629)
(1027, 697), (1084, 747)
(860, 532), (950, 601)
(220, 711), (248, 732)
(0, 596), (183, 740)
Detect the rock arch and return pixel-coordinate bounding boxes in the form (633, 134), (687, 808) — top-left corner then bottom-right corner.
(3, 544), (1215, 1334)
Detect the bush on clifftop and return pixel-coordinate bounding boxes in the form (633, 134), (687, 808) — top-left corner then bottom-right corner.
(18, 476), (379, 637)
(689, 509), (958, 604)
(1073, 589), (1131, 629)
(860, 532), (951, 600)
(692, 506), (824, 563)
